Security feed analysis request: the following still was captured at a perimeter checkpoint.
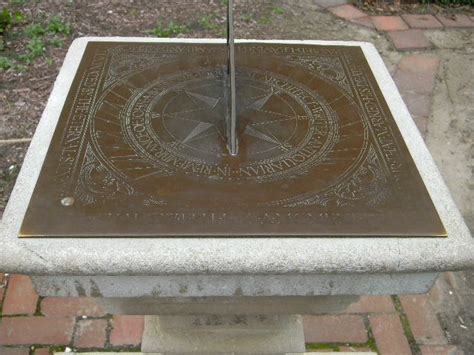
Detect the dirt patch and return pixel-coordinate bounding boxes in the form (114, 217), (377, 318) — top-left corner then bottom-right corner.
(0, 142), (28, 218)
(0, 0), (282, 139)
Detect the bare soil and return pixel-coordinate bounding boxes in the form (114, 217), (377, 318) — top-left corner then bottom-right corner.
(0, 0), (280, 214)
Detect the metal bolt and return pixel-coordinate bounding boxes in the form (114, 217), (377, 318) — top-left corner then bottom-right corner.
(61, 196), (75, 206)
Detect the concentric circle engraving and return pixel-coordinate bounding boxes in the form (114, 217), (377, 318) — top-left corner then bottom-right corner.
(90, 53), (368, 206)
(122, 68), (340, 183)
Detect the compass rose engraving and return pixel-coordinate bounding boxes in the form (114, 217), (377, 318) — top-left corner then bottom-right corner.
(129, 67), (342, 179)
(159, 85), (294, 158)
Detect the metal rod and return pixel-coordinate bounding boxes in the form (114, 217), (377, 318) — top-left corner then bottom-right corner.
(226, 0), (238, 156)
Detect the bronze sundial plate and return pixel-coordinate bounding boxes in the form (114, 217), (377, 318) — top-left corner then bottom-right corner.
(19, 41), (446, 238)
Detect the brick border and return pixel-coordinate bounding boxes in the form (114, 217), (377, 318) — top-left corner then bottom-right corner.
(321, 2), (474, 51)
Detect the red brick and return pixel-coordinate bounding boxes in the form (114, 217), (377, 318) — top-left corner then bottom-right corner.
(0, 348), (30, 355)
(303, 315), (367, 343)
(370, 314), (411, 355)
(110, 315), (144, 347)
(73, 319), (107, 348)
(328, 5), (366, 20)
(401, 94), (431, 118)
(388, 29), (432, 51)
(345, 295), (395, 314)
(400, 294), (447, 345)
(41, 297), (106, 317)
(372, 16), (409, 31)
(351, 16), (375, 28)
(436, 14), (474, 28)
(34, 348), (50, 355)
(0, 317), (75, 345)
(395, 54), (440, 94)
(3, 275), (39, 315)
(444, 272), (461, 290)
(429, 274), (456, 309)
(402, 14), (443, 29)
(420, 345), (464, 355)
(394, 54), (439, 121)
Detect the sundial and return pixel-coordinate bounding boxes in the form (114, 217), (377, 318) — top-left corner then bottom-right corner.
(19, 3), (446, 238)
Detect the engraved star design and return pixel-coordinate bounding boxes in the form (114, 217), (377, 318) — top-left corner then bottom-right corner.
(161, 87), (301, 153)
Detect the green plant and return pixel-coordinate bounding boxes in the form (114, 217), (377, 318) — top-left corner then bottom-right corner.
(258, 16), (272, 26)
(0, 8), (13, 35)
(47, 15), (73, 35)
(241, 14), (254, 23)
(272, 6), (285, 15)
(306, 343), (340, 351)
(0, 56), (14, 70)
(49, 36), (64, 47)
(27, 37), (44, 57)
(26, 16), (72, 38)
(150, 21), (189, 37)
(15, 63), (27, 72)
(24, 23), (46, 37)
(18, 15), (72, 68)
(199, 15), (219, 31)
(1, 7), (24, 35)
(18, 37), (44, 63)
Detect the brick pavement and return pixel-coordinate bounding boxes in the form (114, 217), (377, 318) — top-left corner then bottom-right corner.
(0, 2), (472, 354)
(322, 2), (474, 51)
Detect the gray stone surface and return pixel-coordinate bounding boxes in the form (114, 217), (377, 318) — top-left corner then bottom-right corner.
(0, 38), (473, 283)
(425, 31), (474, 232)
(313, 0), (350, 8)
(31, 273), (439, 298)
(54, 353), (375, 355)
(96, 295), (359, 315)
(141, 314), (306, 353)
(423, 30), (474, 355)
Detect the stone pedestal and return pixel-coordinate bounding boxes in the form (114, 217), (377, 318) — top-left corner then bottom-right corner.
(2, 37), (474, 355)
(142, 315), (305, 353)
(103, 295), (358, 353)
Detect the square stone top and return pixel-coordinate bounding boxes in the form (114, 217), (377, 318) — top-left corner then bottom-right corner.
(0, 37), (473, 276)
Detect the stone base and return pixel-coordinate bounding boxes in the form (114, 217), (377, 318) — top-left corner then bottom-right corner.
(97, 295), (360, 315)
(141, 314), (305, 353)
(55, 353), (376, 355)
(55, 352), (376, 355)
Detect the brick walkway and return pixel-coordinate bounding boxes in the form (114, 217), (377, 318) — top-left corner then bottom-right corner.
(0, 273), (464, 354)
(317, 1), (473, 139)
(1, 2), (473, 355)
